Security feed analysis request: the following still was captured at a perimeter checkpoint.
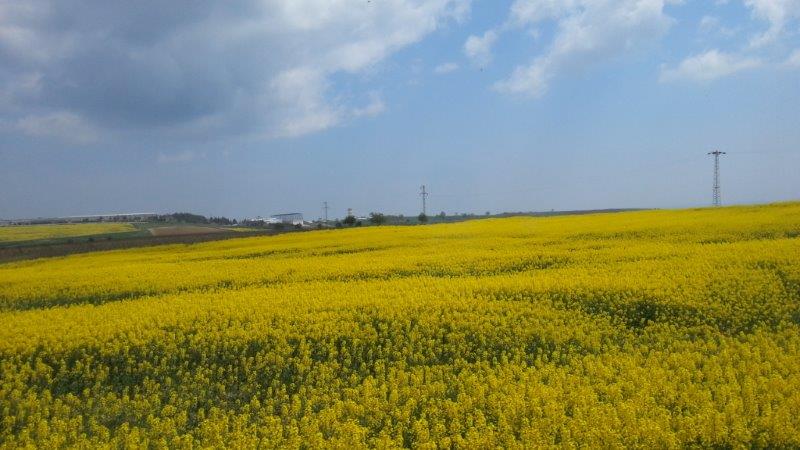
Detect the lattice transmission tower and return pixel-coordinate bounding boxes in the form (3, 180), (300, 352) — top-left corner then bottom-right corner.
(707, 150), (726, 206)
(419, 185), (428, 216)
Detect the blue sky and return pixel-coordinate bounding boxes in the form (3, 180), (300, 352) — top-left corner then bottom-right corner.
(1, 0), (798, 220)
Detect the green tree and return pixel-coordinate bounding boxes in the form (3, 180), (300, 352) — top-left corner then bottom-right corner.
(343, 215), (357, 226)
(369, 213), (386, 226)
(418, 213), (428, 224)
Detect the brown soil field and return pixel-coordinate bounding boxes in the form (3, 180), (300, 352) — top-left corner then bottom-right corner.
(148, 226), (229, 237)
(0, 230), (282, 264)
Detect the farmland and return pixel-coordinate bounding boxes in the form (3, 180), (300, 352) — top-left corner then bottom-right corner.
(0, 222), (137, 244)
(0, 222), (269, 264)
(148, 225), (231, 237)
(1, 203), (799, 447)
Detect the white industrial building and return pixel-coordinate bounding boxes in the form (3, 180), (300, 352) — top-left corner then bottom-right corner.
(271, 213), (304, 225)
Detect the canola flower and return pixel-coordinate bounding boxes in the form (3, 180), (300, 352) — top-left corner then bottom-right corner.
(0, 223), (137, 243)
(0, 203), (799, 448)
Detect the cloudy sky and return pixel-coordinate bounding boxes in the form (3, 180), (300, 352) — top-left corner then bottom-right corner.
(1, 0), (798, 220)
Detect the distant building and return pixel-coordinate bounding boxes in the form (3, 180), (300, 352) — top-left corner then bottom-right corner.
(243, 216), (277, 225)
(271, 213), (303, 225)
(6, 213), (157, 226)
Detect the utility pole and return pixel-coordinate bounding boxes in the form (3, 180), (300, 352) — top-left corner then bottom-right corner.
(419, 185), (428, 216)
(323, 201), (329, 222)
(707, 150), (726, 206)
(347, 208), (352, 218)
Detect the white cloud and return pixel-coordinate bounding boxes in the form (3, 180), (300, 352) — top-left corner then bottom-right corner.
(659, 49), (761, 82)
(351, 92), (386, 118)
(267, 70), (387, 138)
(464, 30), (498, 66)
(508, 0), (579, 26)
(269, 67), (342, 138)
(494, 0), (677, 97)
(785, 48), (800, 67)
(494, 59), (550, 97)
(744, 0), (800, 48)
(699, 15), (721, 32)
(698, 15), (737, 37)
(0, 0), (472, 144)
(13, 112), (98, 144)
(434, 62), (460, 74)
(488, 0), (799, 96)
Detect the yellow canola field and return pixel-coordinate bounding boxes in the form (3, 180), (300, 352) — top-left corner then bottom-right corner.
(1, 203), (799, 448)
(0, 222), (136, 243)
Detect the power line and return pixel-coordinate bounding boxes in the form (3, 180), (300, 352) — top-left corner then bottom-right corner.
(725, 150), (798, 156)
(412, 150), (782, 210)
(430, 154), (708, 200)
(432, 185), (557, 199)
(707, 150), (726, 206)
